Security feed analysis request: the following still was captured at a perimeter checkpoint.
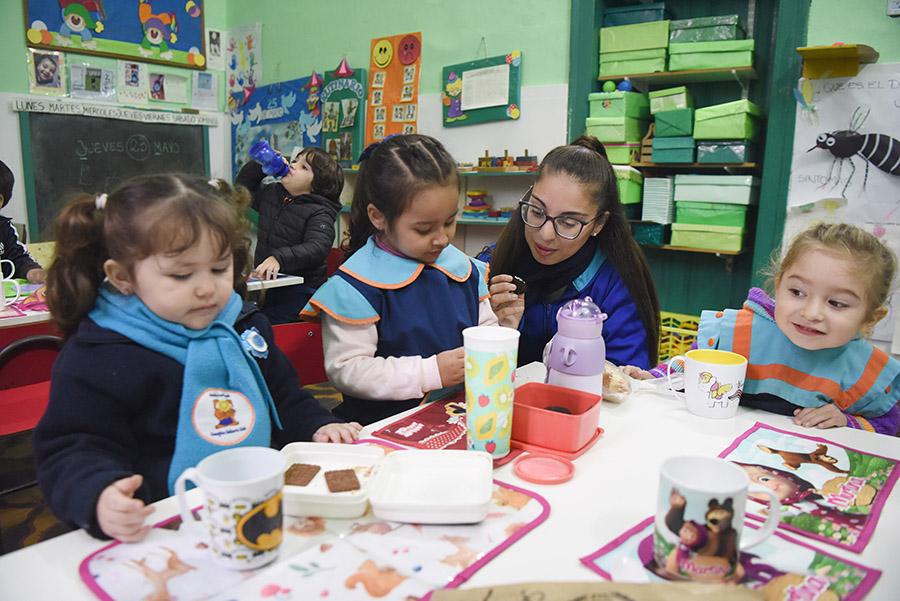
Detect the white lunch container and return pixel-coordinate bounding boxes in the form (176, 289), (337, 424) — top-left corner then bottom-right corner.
(367, 449), (494, 524)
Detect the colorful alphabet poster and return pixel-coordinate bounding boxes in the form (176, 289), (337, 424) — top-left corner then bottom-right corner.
(718, 422), (899, 552)
(25, 0), (206, 70)
(365, 32), (422, 146)
(321, 65), (367, 166)
(442, 51), (522, 127)
(226, 22), (262, 111)
(230, 76), (322, 179)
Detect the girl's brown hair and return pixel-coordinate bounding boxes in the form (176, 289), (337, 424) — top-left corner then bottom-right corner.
(491, 135), (660, 365)
(299, 147), (344, 202)
(47, 174), (251, 337)
(771, 222), (897, 320)
(343, 134), (458, 259)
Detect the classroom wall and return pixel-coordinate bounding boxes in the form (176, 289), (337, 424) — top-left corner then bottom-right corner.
(0, 1), (231, 230)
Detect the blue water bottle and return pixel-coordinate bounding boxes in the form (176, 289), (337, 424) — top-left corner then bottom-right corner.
(249, 140), (289, 178)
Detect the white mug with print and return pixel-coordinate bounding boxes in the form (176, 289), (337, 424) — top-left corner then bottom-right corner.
(175, 446), (285, 570)
(667, 349), (748, 419)
(1, 259), (21, 308)
(652, 456), (780, 582)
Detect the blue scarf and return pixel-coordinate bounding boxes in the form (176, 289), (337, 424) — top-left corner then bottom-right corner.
(90, 288), (282, 493)
(698, 295), (899, 417)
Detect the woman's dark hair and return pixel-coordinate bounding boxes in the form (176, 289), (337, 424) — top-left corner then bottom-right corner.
(299, 147), (344, 202)
(47, 174), (251, 337)
(343, 134), (458, 258)
(491, 135), (660, 365)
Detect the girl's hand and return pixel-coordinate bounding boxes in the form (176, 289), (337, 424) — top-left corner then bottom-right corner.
(793, 405), (847, 429)
(436, 347), (465, 387)
(488, 275), (525, 330)
(26, 267), (47, 284)
(97, 475), (155, 542)
(253, 256), (281, 280)
(621, 365), (654, 380)
(313, 422), (362, 443)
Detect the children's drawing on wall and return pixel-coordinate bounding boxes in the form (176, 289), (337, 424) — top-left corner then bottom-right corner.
(226, 22), (262, 110)
(230, 77), (322, 179)
(117, 60), (149, 105)
(788, 64), (900, 227)
(25, 0), (206, 69)
(206, 28), (223, 69)
(27, 49), (66, 96)
(149, 73), (166, 100)
(340, 98), (359, 128)
(323, 102), (340, 133)
(70, 64), (115, 100)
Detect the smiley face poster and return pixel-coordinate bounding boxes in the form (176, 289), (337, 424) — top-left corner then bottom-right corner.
(366, 32), (422, 146)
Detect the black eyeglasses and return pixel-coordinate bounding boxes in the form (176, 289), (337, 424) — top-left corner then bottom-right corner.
(518, 187), (599, 240)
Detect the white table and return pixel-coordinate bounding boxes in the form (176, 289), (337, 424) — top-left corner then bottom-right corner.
(0, 276), (305, 329)
(1, 363), (898, 600)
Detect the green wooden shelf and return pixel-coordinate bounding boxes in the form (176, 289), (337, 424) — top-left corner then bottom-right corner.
(631, 162), (758, 171)
(598, 66), (757, 87)
(457, 217), (510, 225)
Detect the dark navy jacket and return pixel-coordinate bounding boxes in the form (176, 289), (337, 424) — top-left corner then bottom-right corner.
(34, 303), (339, 539)
(0, 216), (41, 278)
(478, 245), (650, 369)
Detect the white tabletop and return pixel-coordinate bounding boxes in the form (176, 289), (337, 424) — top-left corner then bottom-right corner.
(0, 276), (305, 330)
(2, 362), (898, 600)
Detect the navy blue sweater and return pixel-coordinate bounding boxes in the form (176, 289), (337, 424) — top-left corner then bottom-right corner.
(34, 303), (339, 539)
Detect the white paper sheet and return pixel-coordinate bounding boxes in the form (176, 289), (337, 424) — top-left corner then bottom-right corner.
(461, 64), (509, 111)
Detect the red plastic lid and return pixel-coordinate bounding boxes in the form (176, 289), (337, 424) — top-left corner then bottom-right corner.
(513, 453), (575, 485)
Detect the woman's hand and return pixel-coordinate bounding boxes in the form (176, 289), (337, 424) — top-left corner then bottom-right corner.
(97, 474), (155, 542)
(313, 422), (363, 443)
(621, 365), (654, 380)
(253, 256), (281, 280)
(436, 347), (465, 387)
(793, 404), (847, 429)
(488, 275), (525, 330)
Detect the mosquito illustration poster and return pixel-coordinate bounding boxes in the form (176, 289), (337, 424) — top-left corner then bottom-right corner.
(787, 63), (900, 226)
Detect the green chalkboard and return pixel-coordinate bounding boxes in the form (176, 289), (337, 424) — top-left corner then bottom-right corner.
(441, 51), (522, 127)
(19, 111), (208, 241)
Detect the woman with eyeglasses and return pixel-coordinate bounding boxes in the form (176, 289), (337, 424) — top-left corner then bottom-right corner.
(477, 136), (660, 369)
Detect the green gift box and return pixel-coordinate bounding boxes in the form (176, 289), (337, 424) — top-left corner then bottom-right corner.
(669, 15), (744, 43)
(648, 86), (692, 114)
(586, 116), (649, 143)
(673, 174), (759, 204)
(600, 20), (670, 53)
(599, 48), (667, 77)
(675, 201), (749, 227)
(694, 99), (762, 141)
(696, 140), (755, 163)
(604, 142), (641, 164)
(614, 166), (644, 204)
(652, 136), (695, 163)
(630, 221), (670, 246)
(668, 39), (754, 71)
(670, 223), (745, 252)
(655, 108), (694, 137)
(589, 91), (650, 119)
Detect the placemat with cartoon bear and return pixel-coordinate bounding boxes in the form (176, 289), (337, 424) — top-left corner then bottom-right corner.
(580, 517), (881, 600)
(78, 480), (548, 600)
(370, 396), (523, 466)
(717, 422), (899, 552)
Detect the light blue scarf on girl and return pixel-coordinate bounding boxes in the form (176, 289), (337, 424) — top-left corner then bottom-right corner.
(90, 287), (282, 493)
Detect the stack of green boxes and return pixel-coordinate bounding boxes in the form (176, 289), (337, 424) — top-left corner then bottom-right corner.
(693, 99), (762, 164)
(650, 86), (694, 163)
(667, 14), (753, 71)
(599, 20), (669, 77)
(614, 165), (643, 220)
(586, 90), (649, 157)
(670, 175), (758, 252)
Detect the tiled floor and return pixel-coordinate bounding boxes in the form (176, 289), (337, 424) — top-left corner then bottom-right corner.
(0, 384), (343, 555)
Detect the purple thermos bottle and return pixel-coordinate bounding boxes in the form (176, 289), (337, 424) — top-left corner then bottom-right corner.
(249, 140), (290, 178)
(545, 296), (607, 396)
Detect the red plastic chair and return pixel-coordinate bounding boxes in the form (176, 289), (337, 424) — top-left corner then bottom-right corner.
(0, 335), (62, 436)
(272, 322), (327, 386)
(325, 247), (343, 277)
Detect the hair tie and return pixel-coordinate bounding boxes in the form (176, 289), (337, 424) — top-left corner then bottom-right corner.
(208, 178), (221, 190)
(94, 193), (108, 211)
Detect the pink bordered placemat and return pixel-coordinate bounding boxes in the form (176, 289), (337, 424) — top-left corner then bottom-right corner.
(79, 442), (550, 600)
(717, 422), (900, 552)
(580, 517), (881, 601)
